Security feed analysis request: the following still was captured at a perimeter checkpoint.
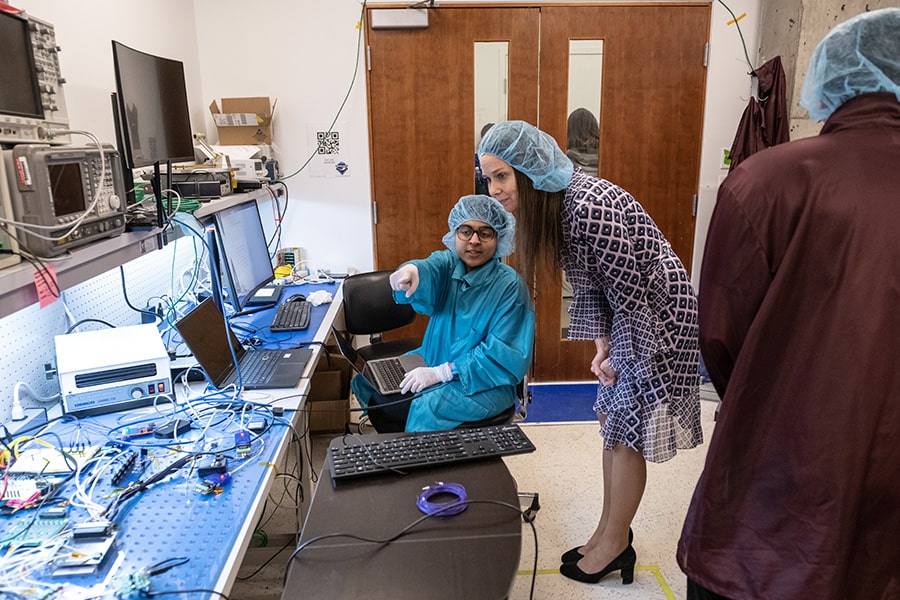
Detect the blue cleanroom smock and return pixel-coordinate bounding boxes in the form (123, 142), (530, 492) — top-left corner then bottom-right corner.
(396, 249), (534, 431)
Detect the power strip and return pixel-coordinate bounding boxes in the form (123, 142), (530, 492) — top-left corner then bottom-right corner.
(1, 407), (48, 439)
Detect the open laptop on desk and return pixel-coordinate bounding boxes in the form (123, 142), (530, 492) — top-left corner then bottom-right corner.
(331, 327), (426, 395)
(175, 298), (311, 389)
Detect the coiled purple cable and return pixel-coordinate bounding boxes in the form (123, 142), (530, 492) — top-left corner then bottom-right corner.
(416, 482), (467, 516)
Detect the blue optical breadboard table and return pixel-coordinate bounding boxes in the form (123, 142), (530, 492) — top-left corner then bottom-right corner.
(0, 411), (297, 598)
(0, 280), (345, 598)
(230, 280), (342, 352)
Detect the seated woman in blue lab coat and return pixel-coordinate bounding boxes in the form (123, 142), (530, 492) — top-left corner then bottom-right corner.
(351, 194), (535, 432)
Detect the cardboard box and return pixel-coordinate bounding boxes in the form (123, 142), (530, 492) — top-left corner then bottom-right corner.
(308, 354), (351, 433)
(308, 399), (348, 434)
(209, 97), (275, 145)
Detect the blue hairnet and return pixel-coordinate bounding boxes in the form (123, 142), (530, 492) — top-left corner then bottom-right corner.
(800, 8), (900, 121)
(442, 194), (516, 258)
(478, 120), (574, 192)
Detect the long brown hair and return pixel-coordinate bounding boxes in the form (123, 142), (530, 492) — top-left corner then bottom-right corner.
(513, 169), (564, 292)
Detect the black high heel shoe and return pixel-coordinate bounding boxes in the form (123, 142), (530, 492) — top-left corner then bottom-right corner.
(560, 527), (633, 564)
(559, 544), (637, 585)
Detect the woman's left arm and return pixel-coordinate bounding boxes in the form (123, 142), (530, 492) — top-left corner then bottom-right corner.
(591, 336), (618, 385)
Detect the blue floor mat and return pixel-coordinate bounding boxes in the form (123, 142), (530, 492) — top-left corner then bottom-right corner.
(521, 383), (599, 423)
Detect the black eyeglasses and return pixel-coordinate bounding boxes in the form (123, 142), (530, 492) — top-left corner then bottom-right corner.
(456, 225), (497, 242)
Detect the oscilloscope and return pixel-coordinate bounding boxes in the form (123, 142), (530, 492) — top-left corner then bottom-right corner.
(3, 144), (126, 257)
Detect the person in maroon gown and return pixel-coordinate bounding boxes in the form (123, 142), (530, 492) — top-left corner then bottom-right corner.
(678, 8), (900, 600)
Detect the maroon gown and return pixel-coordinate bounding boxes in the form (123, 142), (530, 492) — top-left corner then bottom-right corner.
(678, 93), (900, 599)
(727, 55), (790, 172)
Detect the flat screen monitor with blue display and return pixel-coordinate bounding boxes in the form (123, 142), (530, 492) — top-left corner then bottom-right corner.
(212, 201), (281, 315)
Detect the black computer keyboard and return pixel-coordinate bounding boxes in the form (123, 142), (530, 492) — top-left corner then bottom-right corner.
(271, 300), (311, 331)
(328, 424), (536, 482)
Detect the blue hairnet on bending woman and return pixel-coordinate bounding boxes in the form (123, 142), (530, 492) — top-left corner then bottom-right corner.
(479, 120), (702, 585)
(350, 194), (535, 433)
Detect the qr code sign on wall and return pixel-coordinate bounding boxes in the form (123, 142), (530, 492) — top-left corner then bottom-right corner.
(317, 130), (340, 155)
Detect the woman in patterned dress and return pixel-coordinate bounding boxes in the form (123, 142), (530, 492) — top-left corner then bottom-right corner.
(478, 120), (703, 585)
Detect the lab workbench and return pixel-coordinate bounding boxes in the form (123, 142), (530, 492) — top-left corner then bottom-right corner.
(0, 281), (343, 599)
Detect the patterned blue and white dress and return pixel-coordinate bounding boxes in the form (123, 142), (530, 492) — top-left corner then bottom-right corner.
(561, 169), (702, 463)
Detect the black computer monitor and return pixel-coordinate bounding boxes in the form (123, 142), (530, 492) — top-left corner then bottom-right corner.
(212, 201), (278, 314)
(111, 40), (194, 170)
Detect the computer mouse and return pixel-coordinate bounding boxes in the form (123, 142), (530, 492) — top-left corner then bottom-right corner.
(287, 294), (306, 303)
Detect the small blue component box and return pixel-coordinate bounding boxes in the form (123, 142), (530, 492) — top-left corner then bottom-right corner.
(234, 430), (251, 458)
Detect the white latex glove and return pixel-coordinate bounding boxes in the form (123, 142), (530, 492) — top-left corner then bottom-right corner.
(389, 264), (419, 298)
(305, 290), (332, 306)
(399, 362), (453, 394)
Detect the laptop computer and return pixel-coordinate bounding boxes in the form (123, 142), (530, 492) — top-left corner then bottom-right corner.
(175, 298), (312, 390)
(331, 327), (426, 395)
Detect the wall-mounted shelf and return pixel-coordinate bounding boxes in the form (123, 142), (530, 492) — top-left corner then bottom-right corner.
(0, 229), (163, 320)
(0, 187), (275, 320)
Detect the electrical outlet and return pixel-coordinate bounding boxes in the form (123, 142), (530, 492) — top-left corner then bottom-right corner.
(142, 300), (166, 324)
(2, 407), (49, 439)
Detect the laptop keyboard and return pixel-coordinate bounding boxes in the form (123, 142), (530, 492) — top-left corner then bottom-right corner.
(376, 358), (407, 391)
(239, 352), (280, 384)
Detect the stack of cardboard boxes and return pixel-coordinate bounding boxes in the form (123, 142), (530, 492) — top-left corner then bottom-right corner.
(208, 97), (279, 182)
(307, 353), (351, 433)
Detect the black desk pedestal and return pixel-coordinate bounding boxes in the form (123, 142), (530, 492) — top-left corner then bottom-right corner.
(283, 457), (522, 599)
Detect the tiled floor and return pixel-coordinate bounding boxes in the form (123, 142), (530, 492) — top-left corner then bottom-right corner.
(231, 384), (719, 599)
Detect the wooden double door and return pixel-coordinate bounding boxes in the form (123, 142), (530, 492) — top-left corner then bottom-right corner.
(365, 4), (710, 382)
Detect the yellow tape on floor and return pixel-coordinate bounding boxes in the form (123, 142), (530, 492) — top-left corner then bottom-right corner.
(517, 564), (676, 600)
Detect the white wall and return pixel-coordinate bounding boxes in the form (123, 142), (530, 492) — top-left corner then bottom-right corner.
(20, 0), (206, 155)
(15, 0), (763, 285)
(191, 1), (373, 276)
(695, 0), (762, 287)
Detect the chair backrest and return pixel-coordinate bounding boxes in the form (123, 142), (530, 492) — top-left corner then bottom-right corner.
(342, 270), (416, 336)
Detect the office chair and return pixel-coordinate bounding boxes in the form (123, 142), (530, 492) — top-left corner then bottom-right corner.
(456, 404), (517, 429)
(456, 378), (530, 428)
(456, 379), (540, 522)
(341, 270), (421, 362)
